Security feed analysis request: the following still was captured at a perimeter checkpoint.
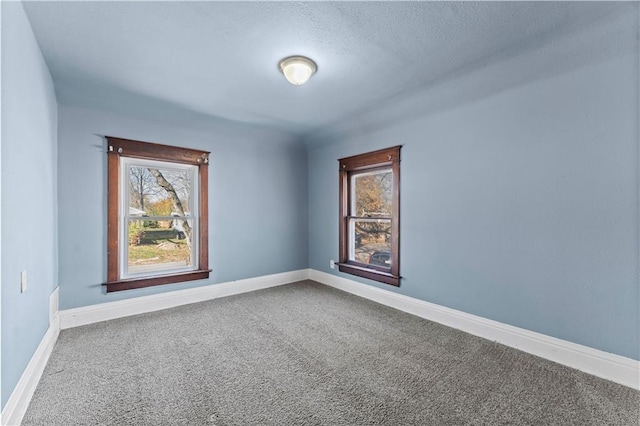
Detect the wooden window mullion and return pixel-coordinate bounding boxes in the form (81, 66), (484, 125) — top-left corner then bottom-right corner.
(337, 146), (401, 287)
(105, 136), (211, 293)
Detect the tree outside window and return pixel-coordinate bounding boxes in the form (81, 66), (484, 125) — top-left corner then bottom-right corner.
(105, 137), (210, 293)
(338, 146), (401, 286)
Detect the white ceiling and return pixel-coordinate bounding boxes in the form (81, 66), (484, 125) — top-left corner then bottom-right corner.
(22, 1), (635, 137)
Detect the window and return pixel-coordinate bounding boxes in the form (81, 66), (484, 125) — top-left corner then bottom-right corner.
(338, 146), (401, 286)
(105, 137), (210, 292)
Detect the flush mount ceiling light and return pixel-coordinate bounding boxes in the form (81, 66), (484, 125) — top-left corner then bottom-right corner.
(279, 56), (317, 86)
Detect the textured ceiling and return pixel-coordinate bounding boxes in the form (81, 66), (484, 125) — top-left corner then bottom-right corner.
(22, 1), (636, 137)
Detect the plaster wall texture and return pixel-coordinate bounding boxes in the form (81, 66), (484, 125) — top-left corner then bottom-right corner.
(2, 1), (638, 410)
(57, 104), (308, 310)
(1, 2), (59, 409)
(22, 2), (636, 135)
(308, 45), (639, 360)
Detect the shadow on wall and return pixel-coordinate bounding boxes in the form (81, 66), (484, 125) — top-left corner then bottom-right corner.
(305, 5), (638, 146)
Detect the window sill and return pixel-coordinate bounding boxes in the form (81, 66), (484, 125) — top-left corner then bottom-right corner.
(336, 263), (400, 287)
(104, 269), (211, 293)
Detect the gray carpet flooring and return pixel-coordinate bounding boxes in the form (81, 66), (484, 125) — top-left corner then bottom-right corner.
(22, 280), (639, 425)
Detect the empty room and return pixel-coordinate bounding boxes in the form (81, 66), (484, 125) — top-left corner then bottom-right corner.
(2, 1), (639, 425)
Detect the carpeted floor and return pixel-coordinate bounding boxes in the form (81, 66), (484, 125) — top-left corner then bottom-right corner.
(22, 280), (639, 425)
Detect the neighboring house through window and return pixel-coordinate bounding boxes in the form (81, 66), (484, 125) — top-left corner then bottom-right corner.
(105, 137), (210, 292)
(337, 146), (401, 286)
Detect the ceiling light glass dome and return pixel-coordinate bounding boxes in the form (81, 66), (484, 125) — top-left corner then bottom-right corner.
(279, 56), (317, 86)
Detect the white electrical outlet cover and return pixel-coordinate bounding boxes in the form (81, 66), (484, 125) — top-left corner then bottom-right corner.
(21, 270), (27, 292)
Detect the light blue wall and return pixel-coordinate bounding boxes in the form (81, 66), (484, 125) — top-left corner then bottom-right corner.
(2, 4), (637, 412)
(57, 104), (308, 309)
(307, 45), (639, 358)
(1, 2), (59, 409)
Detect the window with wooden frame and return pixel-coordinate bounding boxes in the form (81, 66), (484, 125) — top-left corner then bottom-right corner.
(105, 137), (210, 293)
(338, 146), (401, 286)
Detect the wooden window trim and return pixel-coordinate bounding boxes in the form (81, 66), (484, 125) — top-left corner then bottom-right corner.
(105, 136), (210, 293)
(337, 146), (401, 286)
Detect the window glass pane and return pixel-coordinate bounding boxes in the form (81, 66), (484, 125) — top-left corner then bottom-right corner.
(127, 219), (193, 275)
(128, 166), (193, 217)
(349, 218), (392, 267)
(351, 170), (392, 217)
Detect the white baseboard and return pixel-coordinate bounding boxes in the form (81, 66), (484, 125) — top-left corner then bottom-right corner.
(59, 269), (309, 329)
(3, 268), (637, 426)
(310, 269), (640, 390)
(2, 288), (61, 426)
(3, 271), (307, 425)
(49, 287), (59, 329)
